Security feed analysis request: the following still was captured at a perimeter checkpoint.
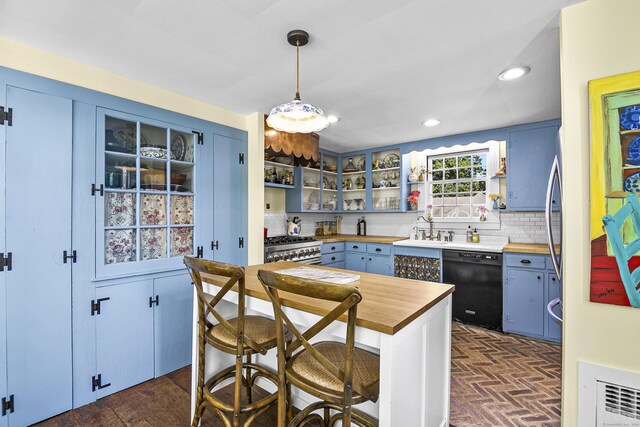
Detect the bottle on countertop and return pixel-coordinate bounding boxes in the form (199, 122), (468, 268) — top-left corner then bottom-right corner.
(357, 218), (362, 236)
(472, 228), (479, 243)
(466, 225), (473, 243)
(357, 216), (367, 236)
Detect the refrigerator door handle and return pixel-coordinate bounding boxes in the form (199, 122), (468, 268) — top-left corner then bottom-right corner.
(545, 156), (562, 281)
(547, 298), (563, 324)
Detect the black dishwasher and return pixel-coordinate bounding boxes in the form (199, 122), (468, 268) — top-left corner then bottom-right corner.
(442, 249), (503, 331)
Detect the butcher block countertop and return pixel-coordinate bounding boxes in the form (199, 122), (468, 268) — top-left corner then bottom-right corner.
(504, 243), (560, 255)
(314, 234), (406, 244)
(203, 261), (454, 335)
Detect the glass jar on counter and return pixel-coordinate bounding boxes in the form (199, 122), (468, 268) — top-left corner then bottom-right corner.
(315, 222), (324, 236)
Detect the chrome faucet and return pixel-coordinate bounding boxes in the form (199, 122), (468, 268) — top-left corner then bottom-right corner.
(417, 215), (434, 240)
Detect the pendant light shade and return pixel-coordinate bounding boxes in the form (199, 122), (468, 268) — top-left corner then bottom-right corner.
(266, 30), (329, 134)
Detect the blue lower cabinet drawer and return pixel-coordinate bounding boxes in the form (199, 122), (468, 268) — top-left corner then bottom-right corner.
(324, 261), (346, 270)
(321, 242), (345, 254)
(367, 244), (391, 256)
(345, 242), (366, 252)
(504, 253), (547, 269)
(322, 252), (345, 265)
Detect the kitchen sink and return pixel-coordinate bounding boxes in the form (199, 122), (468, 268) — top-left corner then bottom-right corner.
(393, 239), (450, 248)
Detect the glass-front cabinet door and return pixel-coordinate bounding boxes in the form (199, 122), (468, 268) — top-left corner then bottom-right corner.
(97, 108), (196, 278)
(371, 148), (401, 211)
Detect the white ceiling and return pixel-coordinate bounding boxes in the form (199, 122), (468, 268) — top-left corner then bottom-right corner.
(0, 0), (582, 152)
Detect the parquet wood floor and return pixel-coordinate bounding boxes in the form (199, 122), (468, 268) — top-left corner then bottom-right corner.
(35, 322), (561, 426)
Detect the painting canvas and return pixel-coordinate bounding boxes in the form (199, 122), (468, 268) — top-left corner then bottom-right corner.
(590, 70), (640, 307)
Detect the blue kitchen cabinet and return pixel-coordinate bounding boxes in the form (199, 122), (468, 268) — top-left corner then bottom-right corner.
(154, 274), (193, 377)
(345, 250), (367, 273)
(0, 86), (73, 425)
(506, 123), (559, 211)
(321, 242), (345, 269)
(366, 244), (394, 276)
(503, 268), (545, 337)
(344, 242), (394, 275)
(94, 274), (194, 398)
(95, 281), (155, 398)
(503, 252), (561, 342)
(211, 133), (247, 264)
(286, 150), (341, 213)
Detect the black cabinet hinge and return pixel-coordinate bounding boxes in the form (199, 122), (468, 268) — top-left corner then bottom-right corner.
(192, 131), (204, 145)
(239, 153), (245, 164)
(0, 106), (12, 127)
(238, 237), (244, 249)
(149, 295), (159, 308)
(92, 374), (111, 392)
(196, 246), (204, 258)
(0, 253), (12, 272)
(1, 395), (14, 416)
(211, 240), (219, 250)
(63, 250), (77, 264)
(91, 184), (104, 196)
(91, 297), (110, 316)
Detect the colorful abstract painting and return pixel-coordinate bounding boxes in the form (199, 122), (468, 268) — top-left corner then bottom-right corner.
(590, 69), (640, 307)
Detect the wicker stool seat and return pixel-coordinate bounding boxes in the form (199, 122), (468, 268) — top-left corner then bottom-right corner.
(207, 315), (280, 353)
(185, 257), (287, 427)
(288, 341), (379, 404)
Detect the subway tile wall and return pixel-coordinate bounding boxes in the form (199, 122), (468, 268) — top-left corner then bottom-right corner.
(265, 211), (560, 244)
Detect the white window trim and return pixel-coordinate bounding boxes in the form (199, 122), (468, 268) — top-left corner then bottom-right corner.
(417, 140), (501, 225)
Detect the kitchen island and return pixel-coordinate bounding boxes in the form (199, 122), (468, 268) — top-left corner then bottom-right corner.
(192, 262), (455, 427)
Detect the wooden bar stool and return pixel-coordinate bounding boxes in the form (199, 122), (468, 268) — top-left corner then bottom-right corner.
(257, 269), (379, 427)
(185, 257), (286, 427)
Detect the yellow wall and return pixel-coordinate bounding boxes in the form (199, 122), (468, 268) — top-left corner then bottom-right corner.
(265, 187), (287, 213)
(0, 37), (265, 264)
(560, 0), (640, 424)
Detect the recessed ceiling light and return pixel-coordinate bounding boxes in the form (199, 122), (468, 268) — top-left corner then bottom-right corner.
(327, 115), (340, 123)
(498, 66), (531, 81)
(422, 119), (440, 127)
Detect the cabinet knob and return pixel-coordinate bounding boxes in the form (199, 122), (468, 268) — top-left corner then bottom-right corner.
(375, 248), (382, 252)
(331, 256), (336, 261)
(361, 257), (364, 260)
(369, 258), (372, 261)
(537, 275), (541, 280)
(331, 246), (336, 250)
(353, 245), (359, 249)
(552, 277), (556, 281)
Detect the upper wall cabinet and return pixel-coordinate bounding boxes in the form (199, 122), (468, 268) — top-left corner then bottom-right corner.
(506, 123), (559, 211)
(96, 108), (198, 278)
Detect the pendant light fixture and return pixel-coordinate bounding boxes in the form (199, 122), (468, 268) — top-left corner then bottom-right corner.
(267, 30), (329, 134)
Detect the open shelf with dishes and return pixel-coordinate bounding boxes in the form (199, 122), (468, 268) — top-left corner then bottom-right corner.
(371, 148), (401, 211)
(320, 153), (339, 211)
(342, 155), (367, 211)
(264, 148), (295, 188)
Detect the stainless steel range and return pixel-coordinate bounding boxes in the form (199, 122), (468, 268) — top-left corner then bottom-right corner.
(264, 236), (322, 264)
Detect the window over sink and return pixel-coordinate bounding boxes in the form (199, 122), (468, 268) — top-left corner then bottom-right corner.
(429, 151), (488, 219)
(417, 140), (501, 222)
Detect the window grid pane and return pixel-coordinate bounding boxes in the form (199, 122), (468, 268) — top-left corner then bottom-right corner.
(428, 151), (488, 218)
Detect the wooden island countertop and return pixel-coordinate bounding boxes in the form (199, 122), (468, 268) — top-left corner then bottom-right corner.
(203, 261), (454, 336)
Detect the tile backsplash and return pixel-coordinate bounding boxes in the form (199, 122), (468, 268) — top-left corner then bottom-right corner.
(265, 211), (560, 244)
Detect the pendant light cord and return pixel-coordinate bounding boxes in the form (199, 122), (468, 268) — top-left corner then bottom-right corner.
(294, 41), (301, 101)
